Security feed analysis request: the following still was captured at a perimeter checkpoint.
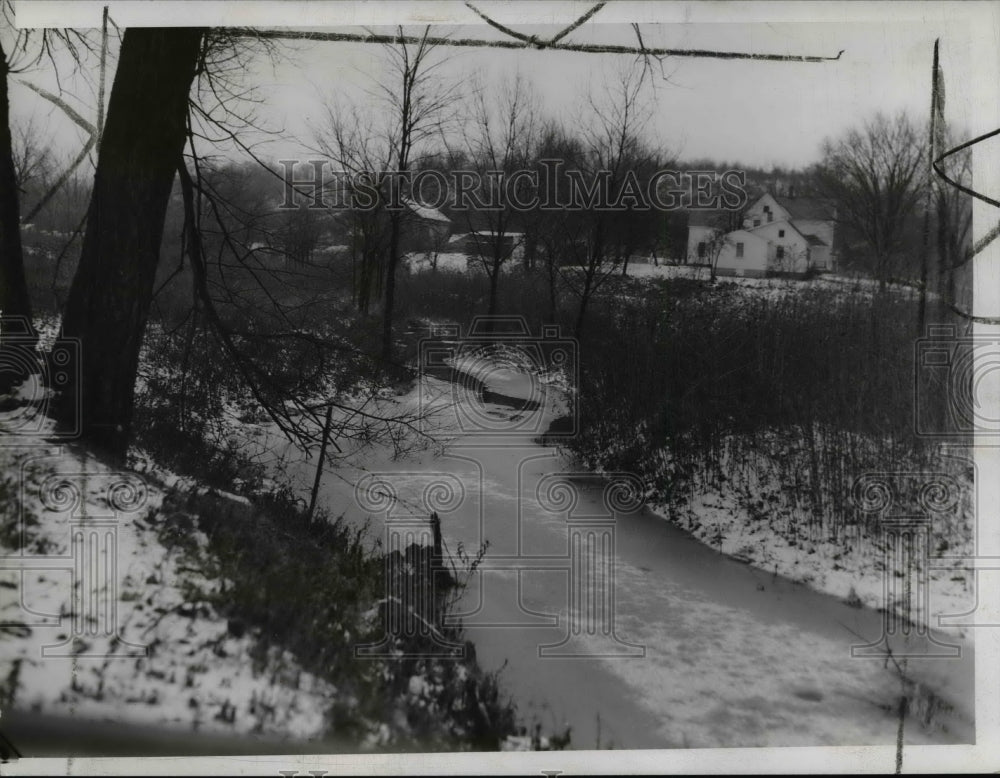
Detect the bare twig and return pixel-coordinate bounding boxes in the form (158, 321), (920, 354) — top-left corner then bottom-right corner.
(549, 2), (608, 45)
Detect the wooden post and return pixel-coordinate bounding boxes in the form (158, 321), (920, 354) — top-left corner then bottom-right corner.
(430, 511), (442, 559)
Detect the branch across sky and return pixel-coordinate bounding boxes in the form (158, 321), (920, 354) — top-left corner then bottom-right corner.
(277, 160), (749, 213)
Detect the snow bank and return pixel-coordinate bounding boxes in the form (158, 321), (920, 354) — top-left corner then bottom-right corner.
(648, 440), (974, 644)
(0, 412), (336, 741)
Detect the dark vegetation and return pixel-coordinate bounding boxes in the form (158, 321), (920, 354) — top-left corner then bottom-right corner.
(566, 282), (965, 535)
(156, 487), (520, 751)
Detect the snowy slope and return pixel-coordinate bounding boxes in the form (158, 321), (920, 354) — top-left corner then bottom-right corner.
(0, 414), (336, 742)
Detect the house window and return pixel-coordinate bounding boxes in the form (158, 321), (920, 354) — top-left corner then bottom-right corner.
(778, 229), (785, 237)
(776, 246), (785, 260)
(736, 242), (744, 258)
(753, 218), (761, 227)
(697, 241), (706, 258)
(767, 213), (773, 223)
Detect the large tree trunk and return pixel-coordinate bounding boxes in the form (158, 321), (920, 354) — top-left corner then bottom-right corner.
(0, 40), (37, 393)
(57, 28), (205, 462)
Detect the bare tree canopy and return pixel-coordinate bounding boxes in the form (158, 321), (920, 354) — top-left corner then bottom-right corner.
(814, 111), (925, 290)
(314, 26), (461, 365)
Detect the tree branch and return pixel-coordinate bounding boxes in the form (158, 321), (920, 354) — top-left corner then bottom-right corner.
(236, 27), (844, 63)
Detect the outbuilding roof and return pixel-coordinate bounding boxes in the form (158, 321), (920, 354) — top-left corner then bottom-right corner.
(401, 197), (450, 223)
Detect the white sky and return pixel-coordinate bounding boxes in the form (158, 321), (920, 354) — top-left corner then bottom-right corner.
(260, 19), (977, 169)
(3, 3), (985, 170)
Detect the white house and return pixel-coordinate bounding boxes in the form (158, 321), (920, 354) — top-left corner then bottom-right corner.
(713, 229), (772, 276)
(686, 192), (837, 278)
(746, 219), (811, 274)
(742, 193), (836, 272)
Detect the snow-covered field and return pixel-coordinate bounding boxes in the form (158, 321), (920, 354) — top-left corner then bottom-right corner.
(624, 260), (926, 300)
(402, 250), (923, 307)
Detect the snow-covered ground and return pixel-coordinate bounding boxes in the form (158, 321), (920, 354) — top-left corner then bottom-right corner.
(583, 421), (972, 643)
(405, 252), (471, 273)
(0, 414), (337, 742)
(653, 462), (974, 644)
(0, 369), (551, 753)
(401, 250), (919, 306)
(624, 260), (926, 300)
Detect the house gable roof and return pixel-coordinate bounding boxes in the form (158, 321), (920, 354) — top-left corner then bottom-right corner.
(746, 193), (790, 220)
(772, 195), (835, 221)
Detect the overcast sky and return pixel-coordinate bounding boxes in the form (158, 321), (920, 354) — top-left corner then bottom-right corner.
(258, 19), (976, 169)
(5, 2), (984, 172)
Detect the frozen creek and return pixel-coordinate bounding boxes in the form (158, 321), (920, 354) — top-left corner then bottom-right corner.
(277, 359), (975, 751)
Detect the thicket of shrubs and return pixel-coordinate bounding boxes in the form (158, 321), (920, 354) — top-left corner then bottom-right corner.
(392, 264), (966, 548)
(565, 280), (965, 540)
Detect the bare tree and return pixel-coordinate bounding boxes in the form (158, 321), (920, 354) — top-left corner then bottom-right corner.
(558, 65), (667, 338)
(314, 103), (392, 314)
(55, 27), (206, 460)
(456, 70), (539, 322)
(315, 27), (459, 365)
(10, 114), (53, 192)
(373, 28), (459, 366)
(522, 121), (577, 321)
(1, 7), (98, 391)
(814, 112), (925, 291)
(703, 227), (729, 282)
